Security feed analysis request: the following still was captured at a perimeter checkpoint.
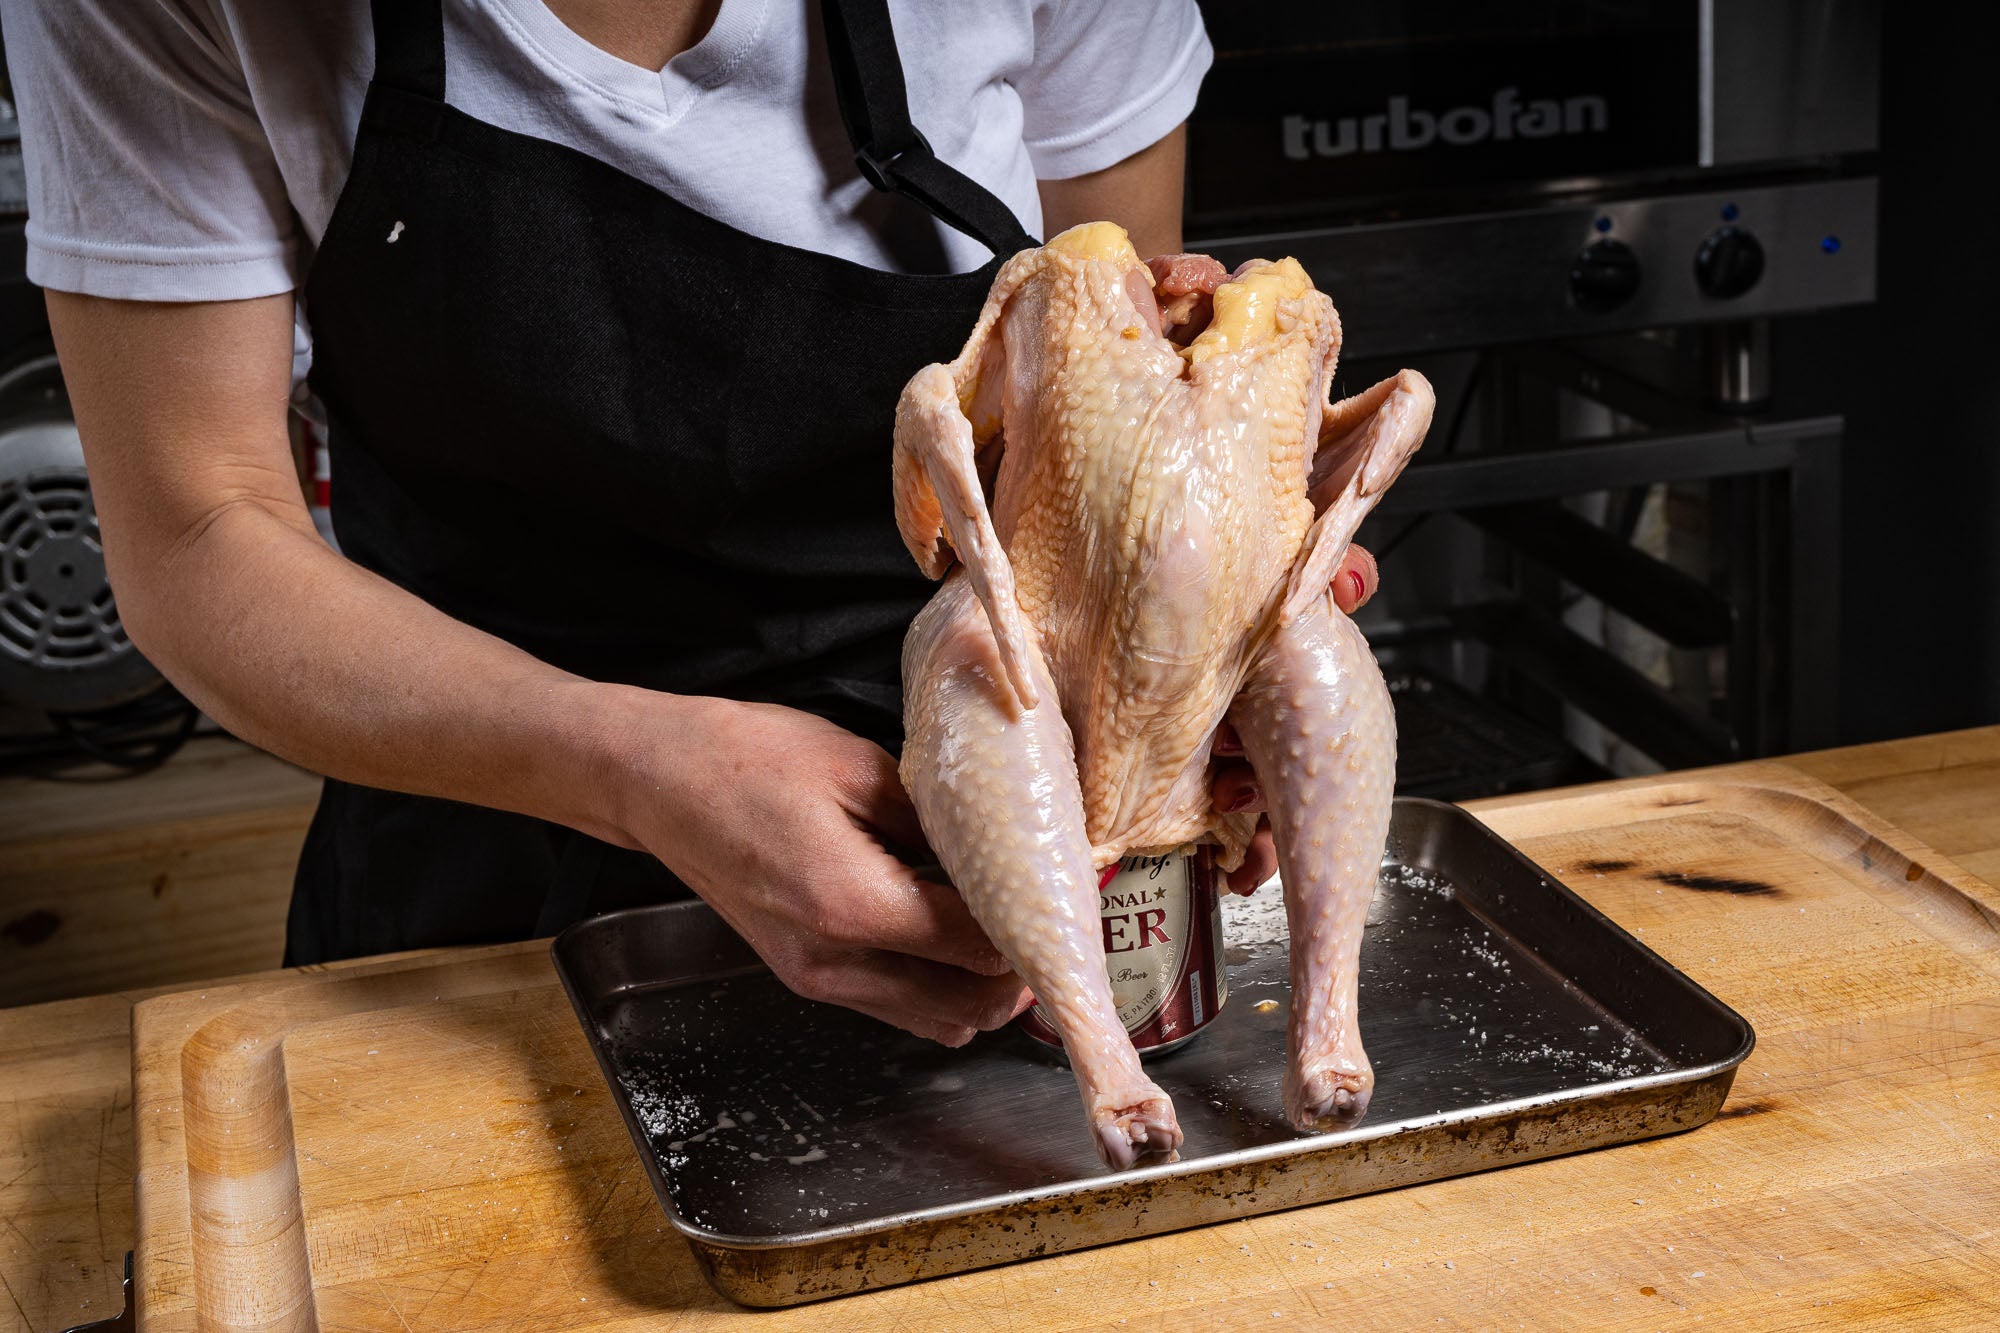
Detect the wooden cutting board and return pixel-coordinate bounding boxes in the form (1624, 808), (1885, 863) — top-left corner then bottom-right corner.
(130, 761), (2000, 1331)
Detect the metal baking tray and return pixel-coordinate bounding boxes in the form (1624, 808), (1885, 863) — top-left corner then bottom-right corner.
(552, 797), (1753, 1307)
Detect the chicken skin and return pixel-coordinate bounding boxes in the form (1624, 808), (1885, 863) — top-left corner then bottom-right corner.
(893, 223), (1433, 1167)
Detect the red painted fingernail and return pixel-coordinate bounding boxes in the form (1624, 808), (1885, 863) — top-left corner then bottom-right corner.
(1228, 785), (1260, 812)
(1347, 569), (1367, 604)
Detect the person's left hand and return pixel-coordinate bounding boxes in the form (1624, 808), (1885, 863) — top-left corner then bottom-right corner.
(1210, 543), (1378, 894)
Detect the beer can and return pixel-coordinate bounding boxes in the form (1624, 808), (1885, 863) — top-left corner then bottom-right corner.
(1018, 846), (1229, 1058)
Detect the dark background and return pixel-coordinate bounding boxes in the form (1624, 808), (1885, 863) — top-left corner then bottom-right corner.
(1, 4), (1993, 749)
(1786, 3), (2000, 739)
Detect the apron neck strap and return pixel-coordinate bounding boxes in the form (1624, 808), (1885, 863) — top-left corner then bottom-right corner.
(367, 0), (1035, 259)
(821, 0), (1040, 259)
(370, 0), (447, 101)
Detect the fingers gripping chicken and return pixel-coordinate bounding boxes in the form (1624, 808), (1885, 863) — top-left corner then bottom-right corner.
(894, 223), (1433, 1168)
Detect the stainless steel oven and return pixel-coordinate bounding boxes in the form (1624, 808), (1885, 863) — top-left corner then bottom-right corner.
(1180, 2), (1882, 794)
(1186, 1), (1879, 354)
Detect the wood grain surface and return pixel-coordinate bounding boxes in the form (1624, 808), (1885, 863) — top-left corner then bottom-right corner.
(1, 987), (144, 1332)
(0, 737), (318, 1007)
(0, 953), (466, 1333)
(5, 727), (1997, 1333)
(117, 756), (2000, 1332)
(1788, 726), (2000, 891)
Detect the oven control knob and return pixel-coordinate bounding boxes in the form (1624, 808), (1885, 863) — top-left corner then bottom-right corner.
(1569, 239), (1641, 314)
(1695, 226), (1765, 299)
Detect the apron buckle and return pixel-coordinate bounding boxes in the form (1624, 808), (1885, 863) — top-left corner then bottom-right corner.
(854, 127), (933, 192)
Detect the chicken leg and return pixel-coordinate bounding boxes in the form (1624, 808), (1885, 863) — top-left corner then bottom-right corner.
(1232, 371), (1432, 1129)
(1230, 597), (1395, 1128)
(902, 573), (1183, 1167)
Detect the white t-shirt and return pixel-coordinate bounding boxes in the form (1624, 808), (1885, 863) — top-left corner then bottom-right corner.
(3, 0), (1209, 324)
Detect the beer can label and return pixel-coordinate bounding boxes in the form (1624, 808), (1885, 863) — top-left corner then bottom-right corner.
(1019, 847), (1228, 1057)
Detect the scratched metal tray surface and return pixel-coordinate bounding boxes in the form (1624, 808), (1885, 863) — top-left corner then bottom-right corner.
(552, 797), (1754, 1307)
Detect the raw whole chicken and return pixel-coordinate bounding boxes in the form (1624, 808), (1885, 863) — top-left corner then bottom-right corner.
(894, 222), (1433, 1168)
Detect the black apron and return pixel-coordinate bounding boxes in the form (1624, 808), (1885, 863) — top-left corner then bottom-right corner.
(288, 0), (1035, 963)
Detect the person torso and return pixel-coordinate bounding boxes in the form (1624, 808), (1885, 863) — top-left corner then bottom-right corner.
(280, 0), (1039, 957)
(205, 0), (1053, 283)
(17, 0), (1213, 393)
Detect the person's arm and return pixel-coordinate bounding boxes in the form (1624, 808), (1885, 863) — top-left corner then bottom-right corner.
(1038, 123), (1187, 258)
(50, 290), (1027, 1043)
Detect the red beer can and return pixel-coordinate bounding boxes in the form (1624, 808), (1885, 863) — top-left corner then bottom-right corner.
(1018, 846), (1229, 1058)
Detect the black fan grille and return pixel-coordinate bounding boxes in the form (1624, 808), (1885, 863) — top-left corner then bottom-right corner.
(0, 471), (133, 672)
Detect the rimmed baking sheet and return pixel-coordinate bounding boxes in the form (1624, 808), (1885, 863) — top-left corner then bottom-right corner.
(553, 797), (1754, 1306)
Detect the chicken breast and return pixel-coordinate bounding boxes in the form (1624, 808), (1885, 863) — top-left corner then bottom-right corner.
(894, 222), (1433, 1167)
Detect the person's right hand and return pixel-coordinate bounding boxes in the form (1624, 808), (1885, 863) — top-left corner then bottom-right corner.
(605, 691), (1033, 1046)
